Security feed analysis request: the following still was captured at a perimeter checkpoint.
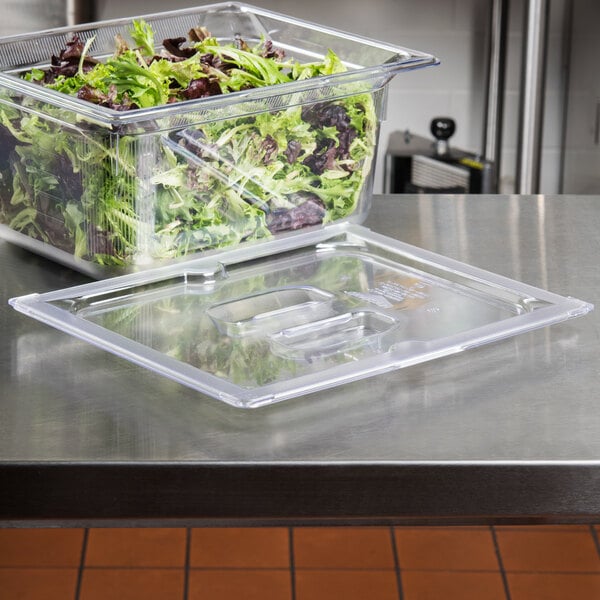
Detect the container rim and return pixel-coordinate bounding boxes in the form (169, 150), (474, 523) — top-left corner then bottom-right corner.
(0, 1), (438, 127)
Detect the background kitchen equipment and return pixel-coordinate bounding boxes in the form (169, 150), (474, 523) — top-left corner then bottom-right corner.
(383, 117), (496, 194)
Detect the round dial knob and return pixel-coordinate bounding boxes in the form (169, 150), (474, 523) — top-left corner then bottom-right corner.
(430, 117), (455, 156)
(430, 117), (456, 141)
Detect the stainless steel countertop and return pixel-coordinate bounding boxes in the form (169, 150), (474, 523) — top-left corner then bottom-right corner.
(2, 194), (599, 525)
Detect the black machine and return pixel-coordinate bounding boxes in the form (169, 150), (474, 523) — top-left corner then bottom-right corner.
(384, 117), (496, 194)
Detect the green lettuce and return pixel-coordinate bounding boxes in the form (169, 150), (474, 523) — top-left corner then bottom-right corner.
(0, 20), (378, 271)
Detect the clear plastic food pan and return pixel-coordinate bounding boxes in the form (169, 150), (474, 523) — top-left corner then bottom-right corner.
(0, 2), (437, 277)
(10, 223), (593, 408)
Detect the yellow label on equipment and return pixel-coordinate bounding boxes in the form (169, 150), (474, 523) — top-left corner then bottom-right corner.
(459, 157), (484, 170)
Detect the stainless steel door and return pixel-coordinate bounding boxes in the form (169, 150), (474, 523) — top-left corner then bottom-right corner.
(1, 0), (95, 36)
(562, 0), (600, 193)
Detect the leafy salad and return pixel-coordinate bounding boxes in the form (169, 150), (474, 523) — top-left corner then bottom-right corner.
(0, 19), (378, 270)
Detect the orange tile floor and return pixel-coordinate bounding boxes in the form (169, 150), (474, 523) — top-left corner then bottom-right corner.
(0, 525), (599, 599)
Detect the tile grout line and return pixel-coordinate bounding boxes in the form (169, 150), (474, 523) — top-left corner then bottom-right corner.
(389, 527), (404, 600)
(74, 528), (89, 600)
(490, 526), (512, 600)
(289, 527), (297, 600)
(3, 562), (594, 575)
(589, 524), (600, 560)
(82, 565), (292, 572)
(183, 527), (192, 600)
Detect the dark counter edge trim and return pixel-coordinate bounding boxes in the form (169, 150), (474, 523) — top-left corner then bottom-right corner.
(1, 463), (599, 525)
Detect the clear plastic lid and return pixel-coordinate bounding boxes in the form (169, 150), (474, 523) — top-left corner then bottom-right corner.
(10, 224), (593, 408)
